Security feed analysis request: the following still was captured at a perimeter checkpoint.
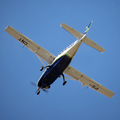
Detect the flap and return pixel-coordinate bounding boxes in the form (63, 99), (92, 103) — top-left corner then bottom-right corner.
(64, 65), (114, 98)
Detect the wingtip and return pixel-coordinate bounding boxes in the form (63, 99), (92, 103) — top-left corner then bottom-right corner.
(60, 23), (64, 27)
(5, 25), (11, 31)
(101, 49), (105, 53)
(4, 26), (9, 31)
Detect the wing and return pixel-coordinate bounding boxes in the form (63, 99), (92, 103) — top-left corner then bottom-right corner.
(64, 65), (114, 98)
(5, 26), (55, 64)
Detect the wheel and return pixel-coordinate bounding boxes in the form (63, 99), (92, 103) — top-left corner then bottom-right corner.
(63, 81), (67, 86)
(37, 90), (40, 95)
(40, 66), (44, 71)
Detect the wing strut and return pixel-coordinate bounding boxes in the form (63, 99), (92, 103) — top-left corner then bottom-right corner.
(59, 76), (75, 80)
(35, 53), (46, 67)
(35, 53), (51, 71)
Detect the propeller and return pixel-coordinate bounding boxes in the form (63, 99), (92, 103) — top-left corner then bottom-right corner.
(42, 89), (48, 93)
(31, 82), (48, 93)
(31, 82), (36, 86)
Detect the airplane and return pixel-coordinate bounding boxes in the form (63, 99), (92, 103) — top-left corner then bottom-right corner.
(5, 21), (114, 98)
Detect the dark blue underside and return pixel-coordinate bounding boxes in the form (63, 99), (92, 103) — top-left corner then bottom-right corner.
(38, 55), (71, 87)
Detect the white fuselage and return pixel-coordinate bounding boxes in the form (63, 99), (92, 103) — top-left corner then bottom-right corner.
(54, 34), (86, 63)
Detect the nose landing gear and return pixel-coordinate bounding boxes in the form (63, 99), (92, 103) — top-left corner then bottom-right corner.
(37, 89), (40, 95)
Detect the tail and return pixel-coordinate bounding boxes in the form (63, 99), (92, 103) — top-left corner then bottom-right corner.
(60, 22), (105, 53)
(84, 21), (93, 35)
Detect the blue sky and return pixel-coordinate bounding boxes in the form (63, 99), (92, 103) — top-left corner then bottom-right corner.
(0, 0), (120, 120)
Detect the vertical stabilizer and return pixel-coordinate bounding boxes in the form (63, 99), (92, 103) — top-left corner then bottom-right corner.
(83, 21), (93, 35)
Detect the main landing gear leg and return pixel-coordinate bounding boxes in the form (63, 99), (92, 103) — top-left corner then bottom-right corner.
(61, 74), (67, 86)
(40, 65), (51, 71)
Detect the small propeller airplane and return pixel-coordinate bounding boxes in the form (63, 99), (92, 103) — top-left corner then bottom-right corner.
(5, 21), (114, 98)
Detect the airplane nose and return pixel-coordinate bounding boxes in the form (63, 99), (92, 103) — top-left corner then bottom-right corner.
(37, 80), (43, 88)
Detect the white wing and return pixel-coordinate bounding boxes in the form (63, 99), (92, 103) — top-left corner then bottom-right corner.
(5, 26), (55, 64)
(64, 65), (114, 98)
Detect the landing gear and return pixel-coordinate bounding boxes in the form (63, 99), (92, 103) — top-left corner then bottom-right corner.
(63, 81), (67, 86)
(40, 65), (51, 71)
(40, 66), (44, 71)
(37, 89), (40, 95)
(61, 74), (67, 86)
(45, 85), (51, 89)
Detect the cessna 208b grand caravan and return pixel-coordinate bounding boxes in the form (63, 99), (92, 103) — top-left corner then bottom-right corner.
(5, 21), (114, 98)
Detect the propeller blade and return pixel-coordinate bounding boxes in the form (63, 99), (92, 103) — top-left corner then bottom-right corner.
(31, 82), (36, 86)
(42, 89), (48, 93)
(31, 82), (48, 93)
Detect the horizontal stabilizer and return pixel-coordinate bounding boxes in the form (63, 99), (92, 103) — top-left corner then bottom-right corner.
(61, 23), (105, 53)
(60, 23), (83, 39)
(83, 36), (105, 53)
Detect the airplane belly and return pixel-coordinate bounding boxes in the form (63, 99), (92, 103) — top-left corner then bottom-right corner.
(42, 55), (72, 86)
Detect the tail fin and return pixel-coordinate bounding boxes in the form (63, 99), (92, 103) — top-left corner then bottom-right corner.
(84, 21), (93, 35)
(60, 22), (105, 53)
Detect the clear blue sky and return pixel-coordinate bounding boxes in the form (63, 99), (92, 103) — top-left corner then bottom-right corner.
(0, 0), (120, 120)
